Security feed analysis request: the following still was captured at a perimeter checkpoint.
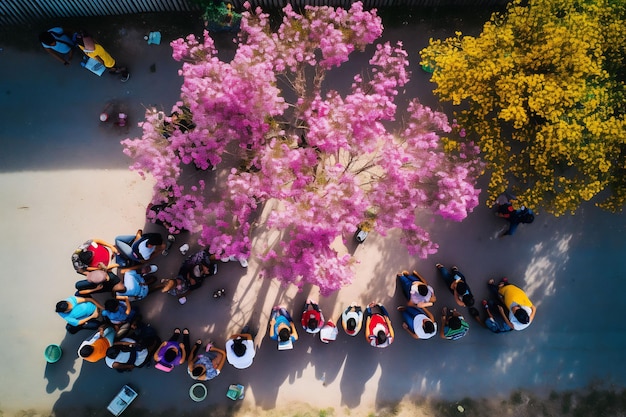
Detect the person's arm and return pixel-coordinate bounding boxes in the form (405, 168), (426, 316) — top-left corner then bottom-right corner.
(77, 308), (100, 325)
(402, 323), (419, 339)
(385, 316), (394, 339)
(187, 343), (199, 373)
(112, 361), (134, 371)
(499, 306), (514, 329)
(439, 315), (446, 339)
(179, 343), (187, 364)
(77, 283), (104, 295)
(412, 270), (427, 284)
(268, 317), (277, 338)
(289, 322), (299, 341)
(423, 306), (435, 322)
(44, 48), (68, 65)
(529, 305), (537, 322)
(117, 296), (131, 315)
(364, 316), (372, 339)
(210, 347), (227, 371)
(452, 285), (465, 307)
(153, 342), (166, 361)
(230, 333), (252, 341)
(93, 239), (119, 254)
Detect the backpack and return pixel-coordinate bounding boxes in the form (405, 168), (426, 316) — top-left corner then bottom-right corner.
(72, 240), (94, 273)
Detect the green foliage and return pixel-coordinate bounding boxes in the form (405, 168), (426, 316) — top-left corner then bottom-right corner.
(422, 0), (626, 215)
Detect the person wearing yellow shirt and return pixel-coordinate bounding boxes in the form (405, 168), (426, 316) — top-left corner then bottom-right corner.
(75, 30), (129, 82)
(489, 278), (536, 331)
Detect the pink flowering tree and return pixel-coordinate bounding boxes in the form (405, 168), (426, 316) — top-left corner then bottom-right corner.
(122, 2), (484, 295)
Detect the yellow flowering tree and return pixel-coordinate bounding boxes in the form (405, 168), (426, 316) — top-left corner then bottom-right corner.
(421, 0), (626, 215)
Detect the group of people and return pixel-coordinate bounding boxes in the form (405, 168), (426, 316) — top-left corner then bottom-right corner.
(56, 229), (236, 374)
(39, 26), (130, 81)
(55, 224), (536, 383)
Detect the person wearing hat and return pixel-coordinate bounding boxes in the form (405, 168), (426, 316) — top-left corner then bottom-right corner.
(436, 263), (475, 307)
(397, 305), (437, 340)
(397, 270), (437, 308)
(269, 306), (298, 350)
(188, 339), (226, 380)
(341, 303), (363, 336)
(491, 279), (536, 331)
(225, 330), (255, 369)
(301, 299), (325, 334)
(364, 302), (394, 348)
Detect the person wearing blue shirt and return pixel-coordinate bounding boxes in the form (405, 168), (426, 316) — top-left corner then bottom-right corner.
(269, 306), (298, 350)
(56, 296), (102, 334)
(39, 27), (76, 65)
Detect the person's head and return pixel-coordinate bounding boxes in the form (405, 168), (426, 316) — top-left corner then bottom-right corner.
(278, 327), (291, 342)
(448, 316), (462, 330)
(78, 250), (94, 265)
(55, 301), (69, 313)
(376, 330), (387, 345)
(307, 317), (319, 330)
(232, 338), (247, 357)
(462, 294), (475, 307)
(346, 318), (357, 332)
(104, 299), (120, 312)
(79, 344), (95, 358)
(147, 234), (163, 247)
(417, 283), (429, 297)
(422, 320), (435, 334)
(514, 307), (530, 324)
(192, 365), (205, 377)
(164, 347), (177, 362)
(39, 31), (55, 46)
(521, 208), (535, 224)
(106, 346), (121, 359)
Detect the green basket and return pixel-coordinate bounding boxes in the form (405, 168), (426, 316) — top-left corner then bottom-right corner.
(45, 344), (62, 363)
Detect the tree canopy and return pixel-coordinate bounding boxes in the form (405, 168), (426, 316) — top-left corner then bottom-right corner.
(421, 0), (626, 215)
(123, 2), (483, 294)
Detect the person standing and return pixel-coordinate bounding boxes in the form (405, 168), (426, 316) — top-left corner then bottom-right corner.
(39, 27), (76, 65)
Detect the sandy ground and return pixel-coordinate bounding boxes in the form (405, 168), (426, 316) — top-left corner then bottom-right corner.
(1, 9), (626, 417)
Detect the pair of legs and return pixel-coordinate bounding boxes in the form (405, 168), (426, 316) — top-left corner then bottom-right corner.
(397, 273), (425, 300)
(399, 306), (426, 331)
(436, 264), (465, 292)
(169, 328), (191, 353)
(115, 234), (141, 264)
(66, 318), (101, 334)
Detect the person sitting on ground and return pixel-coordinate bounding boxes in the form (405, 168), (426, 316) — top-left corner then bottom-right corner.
(154, 328), (189, 372)
(74, 267), (126, 297)
(102, 296), (138, 338)
(225, 328), (256, 369)
(440, 306), (470, 340)
(55, 295), (103, 334)
(115, 230), (165, 265)
(436, 263), (475, 307)
(116, 265), (160, 301)
(489, 278), (536, 331)
(397, 305), (437, 340)
(397, 270), (437, 308)
(469, 298), (513, 334)
(127, 320), (161, 360)
(74, 30), (130, 81)
(301, 299), (325, 334)
(269, 306), (298, 350)
(164, 248), (218, 298)
(77, 324), (115, 363)
(364, 302), (394, 348)
(341, 303), (363, 336)
(71, 238), (119, 275)
(188, 339), (226, 380)
(105, 338), (149, 372)
(39, 27), (76, 66)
